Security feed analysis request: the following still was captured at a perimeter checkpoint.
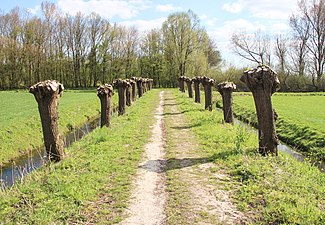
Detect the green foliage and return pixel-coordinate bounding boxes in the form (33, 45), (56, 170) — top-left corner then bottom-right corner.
(0, 90), (118, 164)
(0, 89), (159, 224)
(174, 89), (325, 224)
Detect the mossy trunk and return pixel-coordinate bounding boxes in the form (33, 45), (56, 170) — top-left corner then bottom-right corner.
(29, 80), (65, 162)
(240, 65), (280, 155)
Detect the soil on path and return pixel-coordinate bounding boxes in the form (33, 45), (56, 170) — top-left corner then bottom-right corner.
(163, 91), (246, 224)
(120, 91), (167, 225)
(121, 90), (245, 225)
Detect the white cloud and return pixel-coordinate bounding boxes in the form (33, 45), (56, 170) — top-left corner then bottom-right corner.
(57, 0), (152, 19)
(155, 4), (182, 12)
(27, 5), (41, 15)
(119, 17), (166, 32)
(222, 0), (297, 20)
(222, 2), (242, 13)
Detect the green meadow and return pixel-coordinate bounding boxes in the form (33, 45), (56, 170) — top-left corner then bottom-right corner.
(216, 92), (325, 161)
(0, 89), (324, 224)
(0, 90), (118, 165)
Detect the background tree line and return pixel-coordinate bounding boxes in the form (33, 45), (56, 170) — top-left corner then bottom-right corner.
(0, 2), (221, 89)
(224, 0), (325, 91)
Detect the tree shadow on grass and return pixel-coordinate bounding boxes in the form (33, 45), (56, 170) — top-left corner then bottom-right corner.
(170, 122), (202, 130)
(139, 150), (240, 173)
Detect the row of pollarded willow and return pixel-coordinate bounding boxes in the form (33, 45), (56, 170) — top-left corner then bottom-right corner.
(29, 77), (153, 162)
(178, 65), (280, 156)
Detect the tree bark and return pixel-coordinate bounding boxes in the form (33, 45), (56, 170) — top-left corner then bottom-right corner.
(201, 77), (214, 111)
(136, 78), (144, 98)
(240, 65), (280, 155)
(130, 78), (137, 102)
(192, 76), (201, 103)
(217, 82), (236, 123)
(97, 84), (114, 127)
(29, 80), (65, 162)
(178, 76), (185, 92)
(113, 79), (128, 116)
(185, 77), (193, 98)
(126, 82), (132, 106)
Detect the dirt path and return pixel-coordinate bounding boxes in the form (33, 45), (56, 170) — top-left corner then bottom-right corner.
(120, 91), (166, 225)
(164, 91), (245, 224)
(121, 90), (245, 225)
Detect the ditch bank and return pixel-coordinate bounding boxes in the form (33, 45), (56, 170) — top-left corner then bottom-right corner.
(216, 100), (325, 172)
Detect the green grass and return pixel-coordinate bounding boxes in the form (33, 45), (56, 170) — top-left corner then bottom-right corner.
(0, 90), (118, 165)
(175, 89), (325, 224)
(0, 89), (159, 224)
(215, 92), (325, 161)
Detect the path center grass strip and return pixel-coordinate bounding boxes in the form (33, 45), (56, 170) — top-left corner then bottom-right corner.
(173, 89), (325, 224)
(0, 89), (159, 224)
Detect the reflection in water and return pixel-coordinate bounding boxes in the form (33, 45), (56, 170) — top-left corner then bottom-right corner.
(0, 118), (100, 188)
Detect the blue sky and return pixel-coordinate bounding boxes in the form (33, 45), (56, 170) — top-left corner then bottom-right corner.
(0, 0), (299, 67)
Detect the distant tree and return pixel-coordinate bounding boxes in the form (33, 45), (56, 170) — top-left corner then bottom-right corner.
(290, 0), (325, 89)
(231, 30), (271, 65)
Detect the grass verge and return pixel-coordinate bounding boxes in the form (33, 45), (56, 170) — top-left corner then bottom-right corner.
(175, 89), (325, 224)
(0, 90), (159, 224)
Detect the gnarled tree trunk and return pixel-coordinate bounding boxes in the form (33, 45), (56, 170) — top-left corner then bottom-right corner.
(136, 78), (144, 98)
(217, 82), (236, 123)
(29, 80), (65, 162)
(185, 77), (193, 98)
(178, 76), (185, 92)
(192, 76), (201, 103)
(202, 77), (214, 111)
(240, 65), (280, 155)
(126, 82), (132, 106)
(130, 78), (137, 102)
(97, 84), (114, 127)
(114, 79), (129, 116)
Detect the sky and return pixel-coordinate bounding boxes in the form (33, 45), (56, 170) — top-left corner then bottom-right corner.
(0, 0), (300, 67)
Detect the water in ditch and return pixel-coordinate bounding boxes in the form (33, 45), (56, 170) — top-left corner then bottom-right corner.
(0, 118), (100, 188)
(234, 118), (325, 173)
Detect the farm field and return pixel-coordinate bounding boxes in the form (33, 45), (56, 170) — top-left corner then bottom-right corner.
(219, 92), (325, 161)
(0, 90), (118, 165)
(0, 89), (324, 224)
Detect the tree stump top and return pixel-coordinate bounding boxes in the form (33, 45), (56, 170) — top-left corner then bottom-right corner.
(201, 76), (214, 85)
(29, 80), (64, 100)
(178, 76), (186, 81)
(241, 65), (280, 94)
(113, 79), (130, 88)
(97, 84), (114, 97)
(192, 76), (203, 82)
(184, 77), (192, 83)
(217, 82), (236, 92)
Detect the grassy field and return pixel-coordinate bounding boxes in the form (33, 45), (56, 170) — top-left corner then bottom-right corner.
(215, 92), (325, 161)
(1, 89), (324, 224)
(0, 90), (118, 165)
(175, 90), (325, 224)
(0, 89), (159, 224)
